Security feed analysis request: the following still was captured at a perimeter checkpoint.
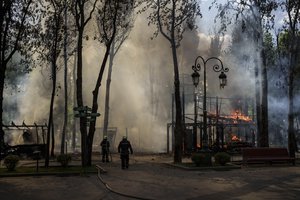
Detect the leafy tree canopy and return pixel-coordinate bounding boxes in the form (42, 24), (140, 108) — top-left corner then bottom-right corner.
(136, 0), (201, 47)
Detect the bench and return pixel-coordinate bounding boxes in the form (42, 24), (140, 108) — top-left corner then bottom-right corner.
(242, 147), (295, 165)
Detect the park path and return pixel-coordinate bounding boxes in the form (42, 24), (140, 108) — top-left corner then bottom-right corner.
(0, 154), (300, 200)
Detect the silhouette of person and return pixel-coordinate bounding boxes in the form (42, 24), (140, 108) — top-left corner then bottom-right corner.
(100, 136), (110, 162)
(118, 136), (133, 169)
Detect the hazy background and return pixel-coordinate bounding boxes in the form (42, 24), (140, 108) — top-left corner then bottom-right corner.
(4, 0), (293, 152)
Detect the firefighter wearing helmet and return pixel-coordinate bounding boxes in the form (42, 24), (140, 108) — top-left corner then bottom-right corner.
(118, 136), (133, 169)
(100, 135), (110, 162)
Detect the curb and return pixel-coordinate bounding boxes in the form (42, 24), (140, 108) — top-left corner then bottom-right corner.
(165, 162), (241, 171)
(0, 171), (97, 178)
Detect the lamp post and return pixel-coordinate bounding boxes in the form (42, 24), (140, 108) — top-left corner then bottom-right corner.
(191, 72), (200, 151)
(191, 56), (229, 151)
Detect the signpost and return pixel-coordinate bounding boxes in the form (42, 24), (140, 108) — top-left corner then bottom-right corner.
(73, 106), (101, 125)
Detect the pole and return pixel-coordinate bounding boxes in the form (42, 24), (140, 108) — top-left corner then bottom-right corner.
(203, 61), (208, 150)
(167, 125), (169, 154)
(171, 93), (174, 152)
(191, 56), (228, 152)
(193, 87), (197, 151)
(216, 97), (220, 149)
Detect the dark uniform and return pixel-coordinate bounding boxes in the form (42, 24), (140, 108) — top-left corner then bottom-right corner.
(100, 137), (110, 162)
(118, 137), (133, 169)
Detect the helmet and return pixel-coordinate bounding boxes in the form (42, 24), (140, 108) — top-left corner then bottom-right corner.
(122, 136), (127, 139)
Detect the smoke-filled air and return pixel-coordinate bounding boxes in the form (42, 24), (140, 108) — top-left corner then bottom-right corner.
(2, 0), (299, 155)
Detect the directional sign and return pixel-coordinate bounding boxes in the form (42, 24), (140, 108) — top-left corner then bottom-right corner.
(84, 106), (92, 111)
(74, 113), (87, 118)
(73, 106), (92, 112)
(74, 106), (100, 120)
(73, 107), (86, 112)
(90, 113), (101, 117)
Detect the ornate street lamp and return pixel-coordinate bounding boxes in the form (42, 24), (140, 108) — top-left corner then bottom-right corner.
(191, 70), (200, 150)
(191, 71), (200, 87)
(219, 71), (227, 88)
(191, 56), (229, 151)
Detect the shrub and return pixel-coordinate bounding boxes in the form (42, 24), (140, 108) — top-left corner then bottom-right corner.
(56, 154), (72, 167)
(214, 152), (231, 166)
(191, 152), (212, 166)
(4, 154), (20, 171)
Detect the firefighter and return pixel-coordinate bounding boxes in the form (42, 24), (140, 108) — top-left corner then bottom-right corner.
(100, 136), (110, 163)
(118, 136), (133, 169)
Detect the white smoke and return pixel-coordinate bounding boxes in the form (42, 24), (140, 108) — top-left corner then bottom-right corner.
(6, 1), (277, 152)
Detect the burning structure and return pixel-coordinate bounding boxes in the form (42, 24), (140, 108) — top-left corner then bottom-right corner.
(167, 75), (256, 154)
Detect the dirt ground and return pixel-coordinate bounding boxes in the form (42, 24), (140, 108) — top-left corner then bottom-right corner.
(0, 153), (300, 200)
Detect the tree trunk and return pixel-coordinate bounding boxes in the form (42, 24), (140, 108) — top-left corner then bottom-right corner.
(288, 80), (296, 158)
(171, 42), (183, 163)
(73, 0), (99, 168)
(286, 1), (299, 157)
(61, 0), (68, 154)
(253, 19), (263, 147)
(76, 28), (88, 167)
(288, 52), (297, 158)
(260, 48), (269, 147)
(51, 120), (55, 157)
(45, 113), (51, 167)
(45, 61), (56, 167)
(103, 41), (115, 138)
(72, 54), (77, 152)
(0, 62), (6, 158)
(87, 45), (111, 166)
(254, 61), (262, 147)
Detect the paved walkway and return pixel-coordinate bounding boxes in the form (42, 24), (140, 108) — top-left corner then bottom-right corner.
(0, 154), (300, 200)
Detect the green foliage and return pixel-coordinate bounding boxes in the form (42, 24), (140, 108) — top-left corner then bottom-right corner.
(263, 32), (276, 65)
(212, 0), (278, 34)
(56, 154), (72, 167)
(0, 0), (42, 153)
(214, 152), (231, 166)
(191, 152), (212, 166)
(4, 155), (20, 171)
(137, 0), (201, 45)
(96, 0), (135, 46)
(277, 31), (290, 54)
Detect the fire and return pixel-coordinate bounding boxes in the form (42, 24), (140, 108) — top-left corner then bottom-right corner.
(226, 110), (253, 122)
(231, 135), (240, 141)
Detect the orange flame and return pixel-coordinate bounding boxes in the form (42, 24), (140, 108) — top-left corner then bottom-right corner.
(226, 110), (252, 122)
(231, 135), (240, 141)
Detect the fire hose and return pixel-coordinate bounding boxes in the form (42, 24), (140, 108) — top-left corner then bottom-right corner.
(96, 165), (156, 200)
